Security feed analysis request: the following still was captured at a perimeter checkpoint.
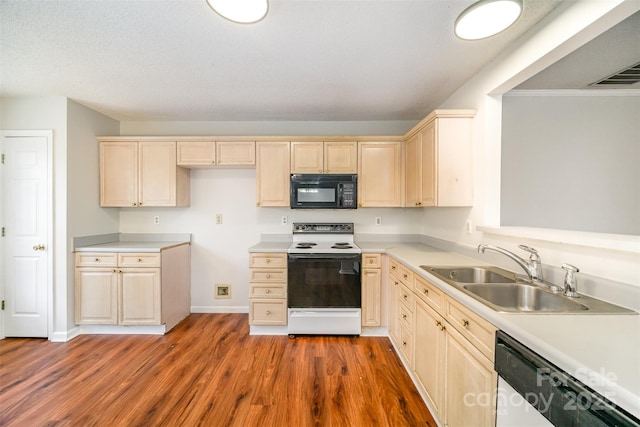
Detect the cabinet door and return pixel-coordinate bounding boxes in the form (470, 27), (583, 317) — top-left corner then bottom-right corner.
(358, 141), (403, 207)
(100, 141), (138, 207)
(216, 141), (256, 166)
(177, 141), (215, 166)
(445, 326), (497, 427)
(256, 141), (291, 207)
(138, 141), (177, 207)
(361, 268), (381, 326)
(414, 298), (445, 419)
(405, 133), (421, 207)
(75, 268), (118, 324)
(420, 122), (437, 207)
(119, 268), (161, 325)
(325, 141), (357, 174)
(290, 141), (323, 174)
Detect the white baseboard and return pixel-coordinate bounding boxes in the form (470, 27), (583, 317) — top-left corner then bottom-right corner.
(191, 305), (249, 313)
(50, 326), (81, 342)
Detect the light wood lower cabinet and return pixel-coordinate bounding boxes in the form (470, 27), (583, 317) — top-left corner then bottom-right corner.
(361, 253), (382, 326)
(249, 253), (287, 325)
(75, 244), (190, 331)
(389, 257), (498, 427)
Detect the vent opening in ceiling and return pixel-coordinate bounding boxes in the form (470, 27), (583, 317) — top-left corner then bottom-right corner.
(590, 62), (640, 86)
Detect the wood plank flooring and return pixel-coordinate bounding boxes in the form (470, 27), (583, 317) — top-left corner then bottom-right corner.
(0, 314), (436, 427)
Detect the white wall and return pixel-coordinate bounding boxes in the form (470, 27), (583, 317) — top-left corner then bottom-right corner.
(431, 1), (640, 287)
(119, 120), (423, 311)
(66, 99), (120, 330)
(501, 92), (640, 235)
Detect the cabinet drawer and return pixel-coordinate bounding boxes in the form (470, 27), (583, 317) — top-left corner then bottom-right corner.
(250, 253), (287, 268)
(363, 253), (381, 268)
(398, 324), (414, 365)
(390, 258), (413, 285)
(249, 283), (286, 298)
(118, 253), (161, 268)
(389, 258), (402, 278)
(249, 299), (287, 325)
(250, 269), (287, 283)
(75, 252), (117, 267)
(446, 298), (497, 361)
(399, 303), (413, 329)
(398, 284), (415, 311)
(414, 274), (444, 315)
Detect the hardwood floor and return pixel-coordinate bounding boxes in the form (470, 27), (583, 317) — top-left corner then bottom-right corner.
(0, 314), (436, 426)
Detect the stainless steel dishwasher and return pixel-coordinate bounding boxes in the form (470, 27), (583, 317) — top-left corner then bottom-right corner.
(495, 331), (640, 427)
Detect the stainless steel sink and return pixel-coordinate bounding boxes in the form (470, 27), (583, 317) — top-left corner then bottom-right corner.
(427, 266), (516, 284)
(421, 265), (637, 314)
(462, 283), (588, 312)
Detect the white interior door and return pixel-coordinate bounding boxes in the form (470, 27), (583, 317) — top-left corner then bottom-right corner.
(2, 133), (51, 338)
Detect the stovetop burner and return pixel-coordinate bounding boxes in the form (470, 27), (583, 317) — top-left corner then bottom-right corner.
(288, 222), (361, 254)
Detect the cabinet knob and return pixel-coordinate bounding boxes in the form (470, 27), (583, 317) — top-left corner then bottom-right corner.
(403, 294), (407, 300)
(422, 288), (428, 295)
(266, 289), (271, 294)
(403, 274), (408, 279)
(266, 274), (271, 279)
(391, 266), (396, 270)
(402, 340), (407, 347)
(265, 258), (271, 264)
(113, 269), (117, 273)
(95, 258), (100, 262)
(138, 202), (143, 206)
(266, 310), (271, 315)
(402, 314), (407, 319)
(137, 258), (143, 262)
(369, 259), (374, 264)
(462, 319), (469, 328)
(132, 203), (137, 206)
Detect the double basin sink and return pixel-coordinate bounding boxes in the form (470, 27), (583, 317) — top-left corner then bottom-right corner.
(421, 266), (635, 314)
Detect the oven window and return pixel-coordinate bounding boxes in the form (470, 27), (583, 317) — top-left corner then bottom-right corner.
(297, 188), (336, 203)
(288, 257), (361, 308)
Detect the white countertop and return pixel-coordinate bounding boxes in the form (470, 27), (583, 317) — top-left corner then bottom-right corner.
(248, 240), (640, 417)
(75, 240), (190, 253)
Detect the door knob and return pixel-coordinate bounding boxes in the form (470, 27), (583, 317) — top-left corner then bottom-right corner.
(33, 244), (46, 251)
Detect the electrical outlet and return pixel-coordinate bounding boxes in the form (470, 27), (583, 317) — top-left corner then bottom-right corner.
(215, 213), (223, 224)
(153, 216), (160, 225)
(215, 284), (231, 299)
(465, 220), (473, 234)
(375, 217), (382, 226)
(281, 216), (288, 225)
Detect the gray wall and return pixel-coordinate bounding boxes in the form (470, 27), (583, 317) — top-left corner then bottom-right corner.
(501, 93), (640, 235)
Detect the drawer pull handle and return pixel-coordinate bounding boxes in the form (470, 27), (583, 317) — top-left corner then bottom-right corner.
(369, 259), (374, 264)
(403, 274), (408, 279)
(266, 289), (271, 294)
(113, 269), (117, 273)
(402, 314), (407, 319)
(266, 310), (271, 315)
(422, 288), (428, 295)
(138, 258), (143, 262)
(266, 274), (271, 279)
(391, 266), (396, 270)
(402, 340), (407, 346)
(265, 259), (271, 264)
(435, 321), (445, 331)
(403, 294), (408, 300)
(95, 258), (100, 262)
(462, 319), (470, 328)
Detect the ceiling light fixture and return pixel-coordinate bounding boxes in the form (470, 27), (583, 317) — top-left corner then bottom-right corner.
(454, 0), (523, 40)
(205, 0), (269, 24)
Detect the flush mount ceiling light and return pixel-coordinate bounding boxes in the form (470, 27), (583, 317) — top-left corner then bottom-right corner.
(205, 0), (269, 24)
(455, 0), (523, 40)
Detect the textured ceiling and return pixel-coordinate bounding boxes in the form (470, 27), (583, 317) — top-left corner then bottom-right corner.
(1, 0), (563, 121)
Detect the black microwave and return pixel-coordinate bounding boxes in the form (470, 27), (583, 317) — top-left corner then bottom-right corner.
(290, 174), (357, 209)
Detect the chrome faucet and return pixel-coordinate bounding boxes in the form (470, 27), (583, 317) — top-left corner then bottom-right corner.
(562, 263), (580, 298)
(477, 244), (544, 283)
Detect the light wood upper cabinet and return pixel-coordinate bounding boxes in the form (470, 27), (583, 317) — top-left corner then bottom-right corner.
(256, 141), (290, 207)
(177, 141), (216, 166)
(324, 141), (357, 173)
(290, 141), (357, 174)
(100, 140), (190, 207)
(403, 109), (475, 207)
(177, 140), (255, 167)
(216, 141), (255, 166)
(291, 141), (323, 173)
(358, 141), (403, 207)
